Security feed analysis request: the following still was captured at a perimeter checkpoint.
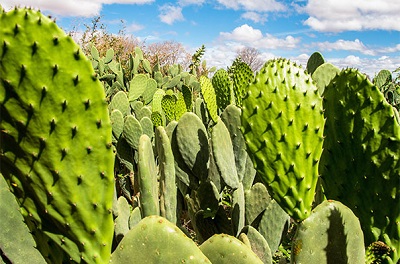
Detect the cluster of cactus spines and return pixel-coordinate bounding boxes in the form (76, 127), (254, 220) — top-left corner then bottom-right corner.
(199, 233), (263, 263)
(241, 58), (325, 222)
(311, 62), (340, 95)
(291, 200), (365, 264)
(110, 216), (211, 263)
(0, 174), (47, 264)
(306, 51), (325, 75)
(320, 68), (400, 262)
(155, 126), (178, 224)
(0, 7), (114, 263)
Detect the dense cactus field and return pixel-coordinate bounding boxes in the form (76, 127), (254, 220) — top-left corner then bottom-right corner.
(1, 7), (399, 264)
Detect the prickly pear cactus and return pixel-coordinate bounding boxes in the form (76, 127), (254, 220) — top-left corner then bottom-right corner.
(110, 216), (211, 263)
(320, 68), (400, 262)
(241, 58), (325, 222)
(291, 200), (365, 264)
(306, 51), (325, 76)
(0, 7), (114, 263)
(0, 174), (47, 264)
(199, 234), (263, 264)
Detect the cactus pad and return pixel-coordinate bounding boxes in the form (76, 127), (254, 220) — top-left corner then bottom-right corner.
(320, 68), (400, 261)
(0, 7), (114, 263)
(241, 58), (325, 222)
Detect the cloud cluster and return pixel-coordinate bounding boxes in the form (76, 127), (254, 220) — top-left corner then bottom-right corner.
(219, 24), (300, 50)
(0, 0), (154, 17)
(216, 0), (285, 12)
(299, 0), (400, 32)
(158, 4), (184, 25)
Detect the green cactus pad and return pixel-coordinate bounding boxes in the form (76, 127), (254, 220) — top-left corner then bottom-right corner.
(176, 112), (209, 181)
(239, 226), (272, 264)
(0, 174), (47, 264)
(221, 105), (247, 182)
(306, 51), (325, 76)
(122, 114), (143, 150)
(110, 216), (211, 263)
(200, 76), (218, 123)
(211, 118), (239, 188)
(373, 69), (392, 89)
(291, 200), (365, 264)
(241, 58), (325, 222)
(232, 61), (253, 107)
(161, 93), (177, 121)
(109, 91), (130, 116)
(137, 134), (159, 217)
(128, 74), (148, 101)
(0, 7), (114, 263)
(212, 68), (232, 110)
(199, 234), (263, 264)
(114, 196), (131, 243)
(110, 109), (124, 139)
(156, 126), (177, 224)
(320, 68), (400, 261)
(311, 62), (340, 95)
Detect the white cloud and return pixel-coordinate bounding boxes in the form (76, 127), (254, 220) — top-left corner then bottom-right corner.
(241, 11), (267, 24)
(311, 39), (376, 56)
(126, 22), (144, 32)
(329, 55), (400, 78)
(216, 0), (286, 12)
(178, 0), (206, 6)
(158, 4), (184, 25)
(219, 24), (300, 50)
(220, 24), (263, 42)
(0, 0), (154, 17)
(299, 0), (400, 32)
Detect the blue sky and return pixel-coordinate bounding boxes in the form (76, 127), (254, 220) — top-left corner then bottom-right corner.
(1, 0), (400, 77)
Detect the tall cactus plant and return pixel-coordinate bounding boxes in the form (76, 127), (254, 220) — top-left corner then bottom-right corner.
(0, 7), (114, 263)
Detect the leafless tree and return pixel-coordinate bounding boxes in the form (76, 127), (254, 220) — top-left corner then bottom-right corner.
(236, 46), (264, 72)
(144, 41), (191, 69)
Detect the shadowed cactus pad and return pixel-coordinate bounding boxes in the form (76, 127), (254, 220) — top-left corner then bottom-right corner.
(0, 7), (114, 263)
(241, 58), (325, 222)
(320, 68), (400, 262)
(291, 200), (365, 264)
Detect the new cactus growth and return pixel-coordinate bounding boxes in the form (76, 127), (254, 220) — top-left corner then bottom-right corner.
(0, 7), (114, 263)
(241, 58), (325, 222)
